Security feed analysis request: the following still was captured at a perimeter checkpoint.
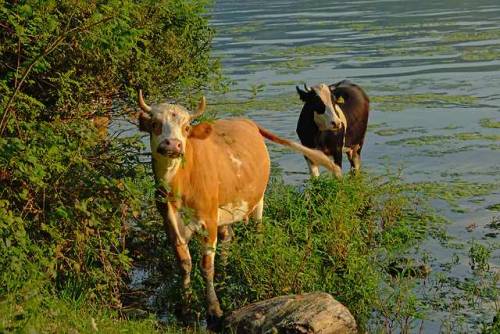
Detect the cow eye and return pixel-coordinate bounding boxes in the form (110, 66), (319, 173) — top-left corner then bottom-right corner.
(316, 104), (326, 114)
(152, 121), (162, 134)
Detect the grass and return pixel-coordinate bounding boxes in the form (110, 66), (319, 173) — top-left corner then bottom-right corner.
(0, 284), (172, 334)
(124, 172), (447, 333)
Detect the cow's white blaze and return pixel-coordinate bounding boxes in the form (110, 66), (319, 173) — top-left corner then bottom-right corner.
(149, 103), (191, 181)
(312, 83), (347, 131)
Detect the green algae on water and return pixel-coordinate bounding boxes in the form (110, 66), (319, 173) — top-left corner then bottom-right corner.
(386, 132), (500, 147)
(486, 203), (500, 212)
(372, 93), (477, 112)
(443, 29), (500, 43)
(407, 180), (499, 210)
(480, 118), (500, 129)
(207, 92), (299, 115)
(269, 44), (348, 58)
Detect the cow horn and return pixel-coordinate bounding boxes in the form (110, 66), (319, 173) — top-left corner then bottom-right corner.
(304, 83), (312, 92)
(138, 89), (152, 113)
(191, 96), (206, 119)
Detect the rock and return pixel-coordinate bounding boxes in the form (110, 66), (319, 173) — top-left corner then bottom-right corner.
(224, 292), (357, 334)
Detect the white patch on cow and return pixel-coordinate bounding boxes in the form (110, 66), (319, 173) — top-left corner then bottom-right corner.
(229, 153), (242, 168)
(217, 201), (249, 225)
(229, 153), (243, 177)
(153, 156), (182, 183)
(252, 197), (264, 222)
(151, 104), (190, 153)
(312, 84), (347, 131)
(312, 84), (340, 130)
(148, 104), (192, 182)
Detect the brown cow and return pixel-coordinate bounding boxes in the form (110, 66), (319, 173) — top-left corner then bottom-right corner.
(137, 91), (339, 325)
(296, 80), (370, 177)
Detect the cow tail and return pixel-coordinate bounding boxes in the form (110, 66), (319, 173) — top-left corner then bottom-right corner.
(256, 124), (342, 178)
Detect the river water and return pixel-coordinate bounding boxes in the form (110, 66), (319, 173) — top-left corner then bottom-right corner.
(210, 0), (499, 332)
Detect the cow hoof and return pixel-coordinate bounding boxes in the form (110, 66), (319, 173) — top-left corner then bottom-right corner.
(206, 314), (223, 332)
(174, 302), (196, 325)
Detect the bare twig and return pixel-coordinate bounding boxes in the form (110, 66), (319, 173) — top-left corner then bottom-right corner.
(14, 39), (21, 88)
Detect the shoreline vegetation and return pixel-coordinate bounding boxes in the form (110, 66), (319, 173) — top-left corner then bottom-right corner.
(1, 1), (498, 333)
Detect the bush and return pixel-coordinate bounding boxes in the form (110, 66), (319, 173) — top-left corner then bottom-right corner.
(0, 0), (221, 312)
(0, 0), (221, 130)
(221, 174), (429, 330)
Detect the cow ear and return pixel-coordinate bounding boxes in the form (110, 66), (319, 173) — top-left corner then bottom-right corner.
(138, 112), (152, 132)
(296, 86), (310, 102)
(189, 123), (212, 139)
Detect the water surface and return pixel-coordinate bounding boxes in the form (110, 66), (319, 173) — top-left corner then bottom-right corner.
(211, 0), (500, 332)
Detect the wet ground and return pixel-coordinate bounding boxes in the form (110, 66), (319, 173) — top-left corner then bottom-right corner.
(210, 0), (499, 332)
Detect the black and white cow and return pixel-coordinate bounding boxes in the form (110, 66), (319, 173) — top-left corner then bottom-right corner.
(296, 80), (370, 177)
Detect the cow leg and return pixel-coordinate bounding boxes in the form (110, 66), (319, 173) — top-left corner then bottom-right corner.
(160, 201), (193, 320)
(346, 144), (361, 174)
(252, 196), (264, 223)
(305, 156), (320, 178)
(218, 225), (233, 243)
(165, 228), (193, 321)
(174, 242), (192, 291)
(217, 225), (232, 269)
(252, 196), (265, 233)
(333, 146), (343, 171)
(201, 222), (223, 325)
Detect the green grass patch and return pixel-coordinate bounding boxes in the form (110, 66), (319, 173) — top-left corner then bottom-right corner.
(0, 286), (204, 334)
(122, 172), (440, 333)
(215, 174), (436, 331)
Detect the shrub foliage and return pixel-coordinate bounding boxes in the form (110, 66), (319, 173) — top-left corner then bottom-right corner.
(0, 0), (220, 309)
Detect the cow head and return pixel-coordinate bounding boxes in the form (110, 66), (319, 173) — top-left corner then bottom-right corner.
(137, 90), (212, 159)
(296, 83), (346, 131)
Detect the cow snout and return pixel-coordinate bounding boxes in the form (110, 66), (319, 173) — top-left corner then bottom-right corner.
(157, 138), (183, 157)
